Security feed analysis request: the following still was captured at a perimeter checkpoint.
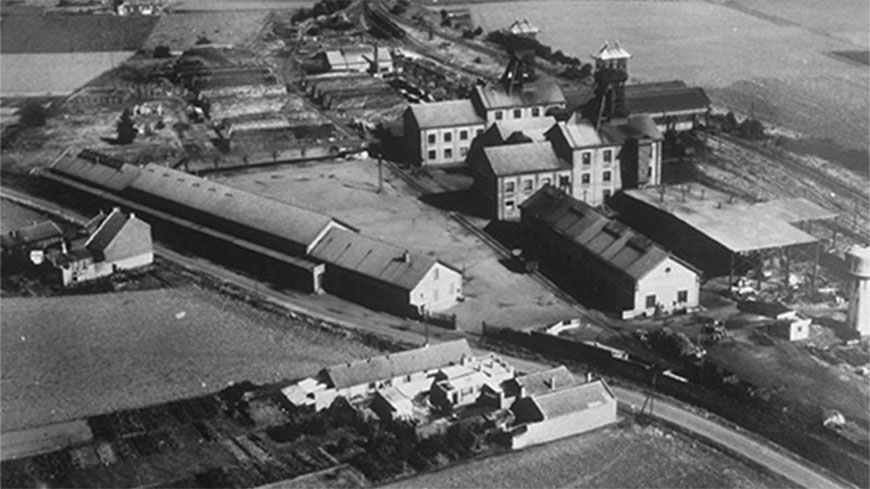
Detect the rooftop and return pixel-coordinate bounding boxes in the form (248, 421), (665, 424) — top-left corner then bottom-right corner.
(621, 185), (823, 253)
(550, 119), (606, 148)
(513, 366), (579, 397)
(408, 100), (484, 129)
(1, 221), (64, 249)
(592, 42), (631, 61)
(49, 149), (143, 193)
(310, 228), (456, 291)
(599, 114), (664, 143)
(532, 379), (615, 419)
(508, 18), (540, 35)
(474, 79), (566, 110)
(483, 142), (570, 176)
(84, 208), (130, 254)
(323, 340), (473, 390)
(490, 116), (557, 143)
(625, 82), (711, 116)
(521, 186), (691, 280)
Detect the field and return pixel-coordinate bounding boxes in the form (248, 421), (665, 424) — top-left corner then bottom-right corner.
(468, 0), (869, 152)
(0, 286), (382, 432)
(0, 52), (135, 97)
(384, 421), (790, 488)
(0, 200), (49, 234)
(173, 0), (314, 10)
(142, 11), (272, 50)
(214, 160), (580, 332)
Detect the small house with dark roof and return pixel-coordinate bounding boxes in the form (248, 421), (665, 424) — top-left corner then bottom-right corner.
(403, 100), (485, 166)
(1, 221), (65, 262)
(520, 186), (700, 318)
(310, 228), (463, 317)
(508, 379), (617, 449)
(470, 142), (573, 221)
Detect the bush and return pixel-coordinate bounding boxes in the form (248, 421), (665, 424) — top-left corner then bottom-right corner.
(116, 108), (137, 145)
(17, 102), (48, 128)
(739, 118), (766, 140)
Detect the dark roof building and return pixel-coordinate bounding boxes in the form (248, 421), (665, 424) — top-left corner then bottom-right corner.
(407, 100), (484, 129)
(624, 80), (711, 132)
(473, 79), (567, 125)
(1, 221), (64, 253)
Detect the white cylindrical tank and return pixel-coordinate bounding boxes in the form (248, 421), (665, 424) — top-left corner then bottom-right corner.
(845, 245), (870, 337)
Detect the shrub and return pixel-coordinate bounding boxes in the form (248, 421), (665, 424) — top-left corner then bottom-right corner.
(17, 102), (48, 128)
(153, 45), (172, 58)
(116, 108), (137, 145)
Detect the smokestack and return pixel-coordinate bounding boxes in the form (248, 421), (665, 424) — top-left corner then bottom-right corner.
(402, 250), (410, 263)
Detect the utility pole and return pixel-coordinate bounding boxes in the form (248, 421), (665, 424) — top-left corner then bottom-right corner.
(378, 154), (383, 194)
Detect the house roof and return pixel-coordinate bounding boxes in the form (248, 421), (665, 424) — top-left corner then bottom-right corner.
(598, 114), (664, 143)
(550, 120), (607, 148)
(520, 186), (688, 280)
(620, 186), (819, 253)
(310, 228), (456, 291)
(513, 366), (579, 397)
(509, 18), (540, 35)
(49, 149), (143, 192)
(474, 79), (566, 110)
(324, 339), (473, 389)
(84, 208), (129, 254)
(1, 221), (64, 249)
(490, 116), (557, 143)
(592, 42), (631, 61)
(325, 46), (392, 70)
(625, 83), (711, 116)
(482, 142), (570, 177)
(408, 100), (484, 129)
(532, 379), (614, 419)
(130, 164), (340, 250)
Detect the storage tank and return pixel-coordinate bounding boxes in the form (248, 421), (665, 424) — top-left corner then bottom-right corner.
(845, 245), (870, 337)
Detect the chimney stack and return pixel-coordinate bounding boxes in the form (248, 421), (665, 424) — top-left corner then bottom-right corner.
(549, 376), (556, 390)
(402, 250), (410, 263)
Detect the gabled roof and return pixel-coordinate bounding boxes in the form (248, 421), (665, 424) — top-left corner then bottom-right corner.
(474, 79), (566, 110)
(310, 228), (458, 291)
(408, 100), (484, 129)
(520, 186), (688, 281)
(549, 120), (607, 148)
(49, 149), (142, 192)
(531, 379), (614, 419)
(490, 116), (557, 143)
(84, 208), (129, 254)
(508, 18), (540, 35)
(130, 164), (340, 250)
(513, 366), (579, 397)
(482, 142), (570, 177)
(625, 84), (711, 116)
(1, 221), (64, 249)
(592, 42), (631, 61)
(324, 340), (473, 389)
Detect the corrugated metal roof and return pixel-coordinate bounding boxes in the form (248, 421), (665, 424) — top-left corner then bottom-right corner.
(130, 164), (337, 249)
(49, 150), (143, 192)
(474, 79), (566, 110)
(483, 142), (570, 176)
(520, 186), (675, 280)
(408, 100), (484, 129)
(532, 379), (614, 419)
(324, 340), (472, 389)
(625, 85), (711, 116)
(311, 228), (452, 290)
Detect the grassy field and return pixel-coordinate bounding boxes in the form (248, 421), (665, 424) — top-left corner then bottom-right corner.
(385, 421), (790, 488)
(0, 201), (49, 234)
(0, 286), (382, 432)
(0, 52), (135, 97)
(468, 0), (869, 152)
(142, 11), (272, 50)
(214, 160), (580, 332)
(173, 0), (314, 10)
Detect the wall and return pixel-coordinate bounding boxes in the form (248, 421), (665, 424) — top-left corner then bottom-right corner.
(570, 145), (622, 207)
(409, 262), (463, 313)
(511, 400), (617, 450)
(101, 217), (153, 263)
(484, 103), (564, 126)
(496, 170), (572, 221)
(420, 123), (485, 167)
(629, 258), (699, 319)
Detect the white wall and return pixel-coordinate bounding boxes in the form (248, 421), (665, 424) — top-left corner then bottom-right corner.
(629, 257), (699, 318)
(410, 262), (463, 312)
(496, 170), (572, 221)
(421, 124), (485, 167)
(571, 145), (622, 207)
(511, 399), (617, 450)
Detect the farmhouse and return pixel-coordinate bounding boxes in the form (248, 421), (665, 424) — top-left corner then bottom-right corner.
(609, 184), (834, 280)
(403, 100), (485, 166)
(508, 379), (617, 449)
(520, 186), (700, 318)
(310, 228), (463, 317)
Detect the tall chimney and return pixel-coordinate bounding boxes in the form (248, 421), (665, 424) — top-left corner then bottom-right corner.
(402, 250), (410, 263)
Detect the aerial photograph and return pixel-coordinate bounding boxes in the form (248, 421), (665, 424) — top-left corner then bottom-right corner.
(0, 0), (867, 487)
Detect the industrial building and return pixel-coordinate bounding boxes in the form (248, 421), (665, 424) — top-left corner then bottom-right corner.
(625, 81), (711, 133)
(521, 186), (700, 318)
(403, 100), (485, 166)
(609, 184), (837, 283)
(845, 245), (870, 337)
(321, 46), (394, 74)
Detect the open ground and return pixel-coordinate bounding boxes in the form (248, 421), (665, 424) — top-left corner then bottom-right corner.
(213, 159), (580, 332)
(0, 286), (382, 432)
(384, 420), (791, 489)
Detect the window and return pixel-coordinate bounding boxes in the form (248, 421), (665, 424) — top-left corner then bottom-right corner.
(603, 189), (611, 199)
(495, 110), (503, 120)
(444, 148), (453, 159)
(460, 146), (468, 156)
(406, 374), (412, 382)
(460, 130), (468, 140)
(645, 294), (656, 309)
(504, 181), (516, 193)
(581, 173), (591, 185)
(532, 107), (540, 117)
(559, 175), (570, 188)
(444, 131), (452, 142)
(428, 150), (437, 160)
(513, 108), (522, 118)
(505, 199), (515, 210)
(678, 290), (688, 303)
(582, 152), (591, 166)
(428, 134), (436, 144)
(476, 129), (483, 136)
(434, 268), (439, 280)
(603, 170), (612, 182)
(648, 167), (653, 177)
(603, 149), (612, 164)
(522, 179), (534, 192)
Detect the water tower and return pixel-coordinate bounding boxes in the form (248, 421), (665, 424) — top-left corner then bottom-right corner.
(845, 245), (870, 337)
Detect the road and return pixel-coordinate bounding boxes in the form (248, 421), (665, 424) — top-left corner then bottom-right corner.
(614, 387), (852, 489)
(0, 186), (854, 487)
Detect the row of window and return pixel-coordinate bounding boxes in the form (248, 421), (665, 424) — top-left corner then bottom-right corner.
(579, 170), (612, 184)
(427, 146), (468, 161)
(645, 290), (689, 308)
(427, 128), (483, 145)
(580, 149), (613, 166)
(504, 175), (571, 194)
(493, 106), (542, 121)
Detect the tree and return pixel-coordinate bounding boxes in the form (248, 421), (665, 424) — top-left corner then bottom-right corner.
(153, 45), (172, 58)
(18, 102), (48, 128)
(116, 108), (137, 145)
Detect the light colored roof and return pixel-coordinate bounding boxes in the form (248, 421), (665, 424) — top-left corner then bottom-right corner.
(592, 42), (631, 61)
(622, 186), (819, 253)
(520, 186), (691, 280)
(310, 228), (457, 291)
(750, 198), (837, 223)
(324, 340), (473, 389)
(483, 142), (570, 177)
(408, 100), (484, 129)
(130, 164), (338, 250)
(508, 18), (540, 35)
(491, 116), (557, 142)
(474, 79), (566, 110)
(552, 120), (607, 148)
(49, 149), (142, 192)
(514, 366), (579, 397)
(532, 379), (615, 419)
(325, 46), (391, 69)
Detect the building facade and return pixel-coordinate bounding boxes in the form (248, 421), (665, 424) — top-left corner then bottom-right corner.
(404, 100), (485, 167)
